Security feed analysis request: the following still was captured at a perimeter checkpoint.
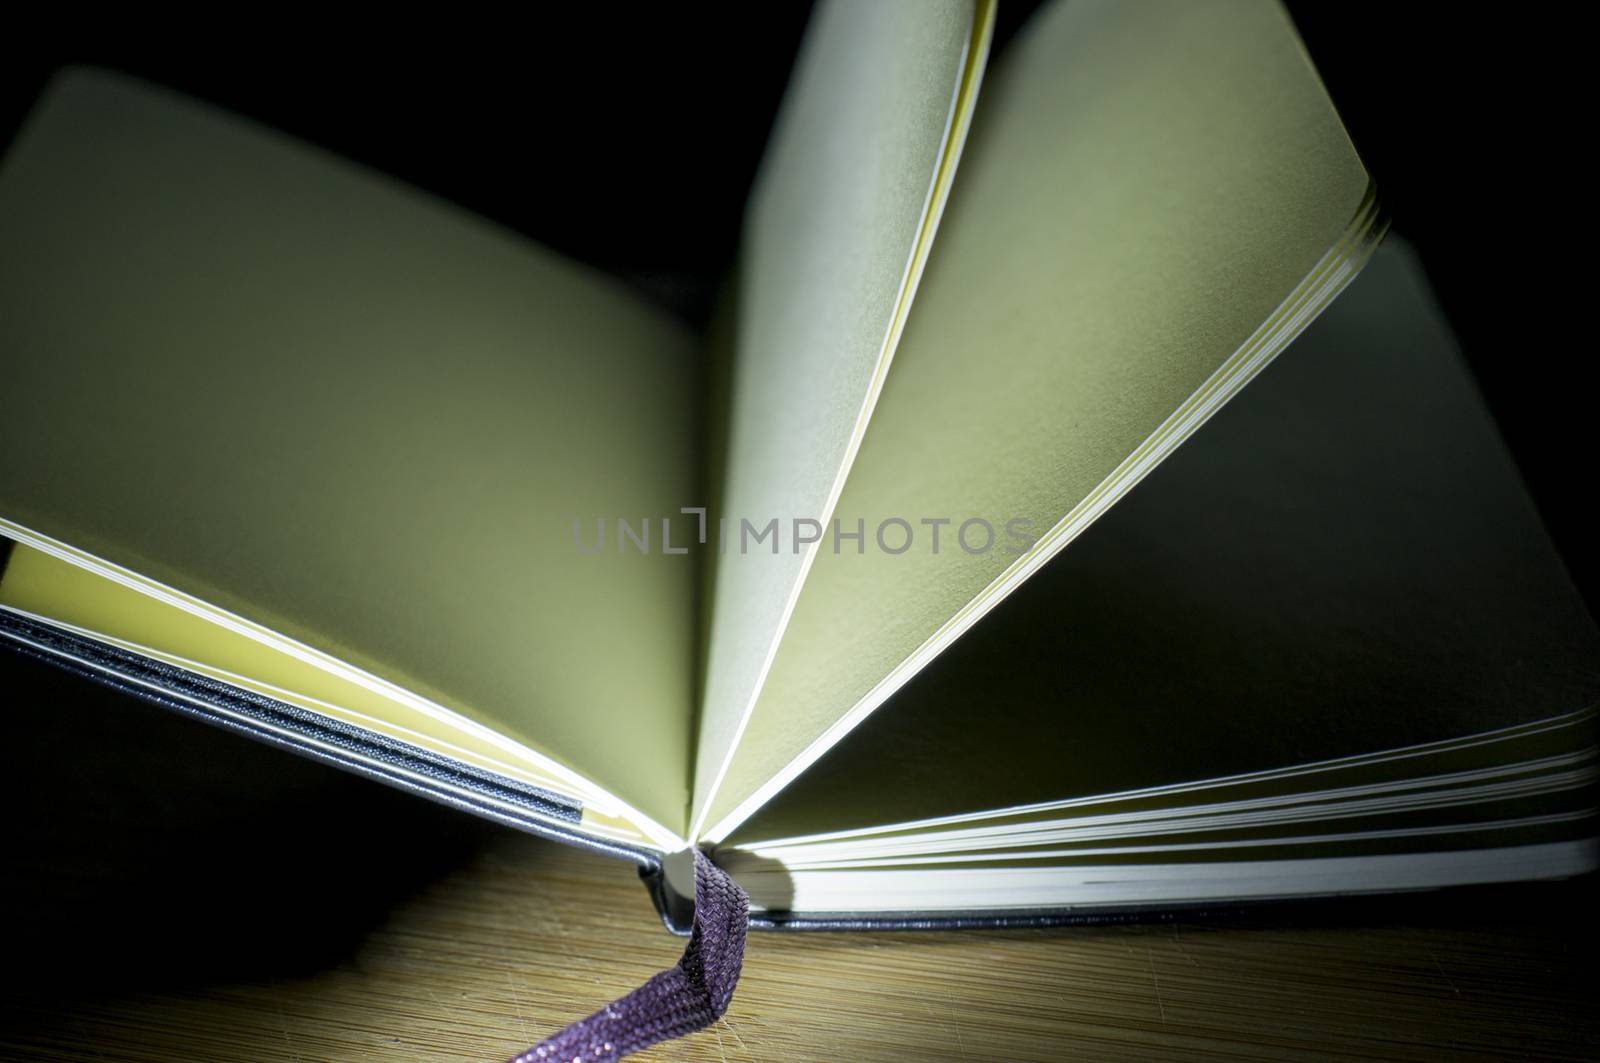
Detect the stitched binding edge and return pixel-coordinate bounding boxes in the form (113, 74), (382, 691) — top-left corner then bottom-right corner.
(0, 610), (672, 871)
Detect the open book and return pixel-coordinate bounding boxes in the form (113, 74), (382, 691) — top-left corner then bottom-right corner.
(2, 0), (1595, 929)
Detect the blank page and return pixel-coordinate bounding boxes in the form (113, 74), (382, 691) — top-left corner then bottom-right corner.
(0, 70), (698, 836)
(691, 0), (991, 834)
(699, 0), (1377, 840)
(728, 240), (1600, 846)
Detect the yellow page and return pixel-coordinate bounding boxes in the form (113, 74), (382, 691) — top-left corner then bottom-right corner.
(698, 0), (1382, 840)
(692, 0), (994, 834)
(0, 70), (696, 840)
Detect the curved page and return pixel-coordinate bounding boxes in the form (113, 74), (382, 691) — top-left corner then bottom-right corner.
(698, 0), (1379, 841)
(0, 70), (697, 841)
(692, 0), (992, 831)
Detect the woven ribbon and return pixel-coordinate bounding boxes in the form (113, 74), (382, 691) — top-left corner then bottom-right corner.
(508, 851), (749, 1063)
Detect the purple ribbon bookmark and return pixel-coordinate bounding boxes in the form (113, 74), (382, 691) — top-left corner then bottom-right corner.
(509, 851), (749, 1063)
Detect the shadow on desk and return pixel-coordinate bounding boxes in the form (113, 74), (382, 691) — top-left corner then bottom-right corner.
(2, 647), (1596, 1062)
(0, 649), (503, 991)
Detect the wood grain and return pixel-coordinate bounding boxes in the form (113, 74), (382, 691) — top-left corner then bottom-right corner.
(1, 653), (1595, 1062)
(3, 828), (1597, 1063)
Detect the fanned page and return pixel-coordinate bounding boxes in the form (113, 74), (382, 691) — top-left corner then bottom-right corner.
(0, 70), (697, 848)
(692, 0), (994, 835)
(719, 241), (1600, 912)
(695, 0), (1383, 841)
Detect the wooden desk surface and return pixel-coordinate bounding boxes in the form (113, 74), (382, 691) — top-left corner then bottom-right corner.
(5, 830), (1598, 1063)
(1, 654), (1596, 1062)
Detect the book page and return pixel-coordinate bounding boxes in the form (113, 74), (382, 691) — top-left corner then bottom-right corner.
(691, 0), (993, 835)
(725, 241), (1600, 848)
(0, 70), (696, 841)
(697, 0), (1379, 841)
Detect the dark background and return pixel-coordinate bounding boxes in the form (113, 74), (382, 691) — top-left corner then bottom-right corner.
(1, 0), (1594, 1001)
